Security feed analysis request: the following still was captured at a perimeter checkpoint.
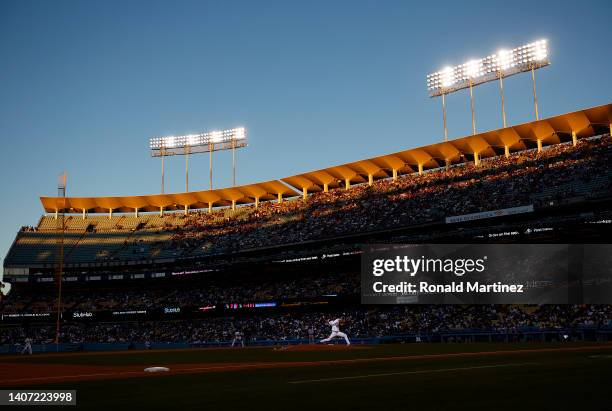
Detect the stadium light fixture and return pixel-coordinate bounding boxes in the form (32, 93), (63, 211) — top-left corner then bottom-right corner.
(149, 127), (248, 193)
(427, 40), (550, 138)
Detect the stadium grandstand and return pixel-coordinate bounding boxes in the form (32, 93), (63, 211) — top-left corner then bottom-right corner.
(4, 3), (612, 409)
(2, 103), (612, 351)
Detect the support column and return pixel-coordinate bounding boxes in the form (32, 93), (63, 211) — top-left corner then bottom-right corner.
(323, 183), (329, 193)
(445, 159), (451, 169)
(368, 174), (373, 186)
(82, 209), (86, 220)
(531, 67), (539, 121)
(54, 209), (58, 219)
(474, 152), (480, 166)
(537, 139), (542, 153)
(278, 193), (283, 203)
(442, 92), (448, 142)
(135, 208), (138, 218)
(185, 145), (190, 192)
(392, 169), (398, 181)
(231, 200), (236, 210)
(208, 202), (213, 213)
(255, 197), (259, 208)
(209, 143), (214, 190)
(184, 205), (188, 215)
(418, 164), (423, 175)
(159, 207), (163, 217)
(499, 74), (507, 128)
(232, 138), (236, 187)
(302, 187), (307, 200)
(161, 152), (165, 194)
(345, 179), (350, 190)
(572, 131), (577, 147)
(504, 145), (510, 158)
(469, 79), (476, 135)
(109, 208), (113, 219)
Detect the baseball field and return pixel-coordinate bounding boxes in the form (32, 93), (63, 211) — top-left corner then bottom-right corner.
(1, 342), (612, 410)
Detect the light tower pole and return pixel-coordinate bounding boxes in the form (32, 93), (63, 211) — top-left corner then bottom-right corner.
(185, 144), (190, 192)
(441, 93), (448, 141)
(209, 141), (214, 190)
(498, 72), (507, 128)
(232, 137), (237, 185)
(468, 78), (476, 135)
(160, 148), (165, 194)
(531, 66), (539, 120)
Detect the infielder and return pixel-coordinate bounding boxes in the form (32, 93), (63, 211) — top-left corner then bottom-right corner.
(21, 337), (32, 355)
(307, 326), (315, 344)
(320, 318), (351, 345)
(231, 330), (245, 348)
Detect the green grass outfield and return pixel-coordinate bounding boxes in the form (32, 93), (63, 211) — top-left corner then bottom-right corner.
(2, 342), (612, 410)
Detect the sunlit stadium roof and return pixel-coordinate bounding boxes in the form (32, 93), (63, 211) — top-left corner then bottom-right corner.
(40, 103), (612, 214)
(41, 180), (296, 214)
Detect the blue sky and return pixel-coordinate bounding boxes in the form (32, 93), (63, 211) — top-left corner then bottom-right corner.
(1, 0), (611, 266)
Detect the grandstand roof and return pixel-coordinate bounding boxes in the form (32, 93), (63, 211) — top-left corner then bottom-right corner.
(40, 103), (612, 214)
(40, 180), (297, 213)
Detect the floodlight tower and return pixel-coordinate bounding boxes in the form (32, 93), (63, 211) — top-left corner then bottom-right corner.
(150, 127), (247, 194)
(427, 40), (550, 138)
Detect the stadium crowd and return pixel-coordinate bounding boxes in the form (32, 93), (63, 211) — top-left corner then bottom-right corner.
(7, 136), (611, 266)
(3, 137), (612, 348)
(162, 137), (612, 258)
(2, 305), (611, 345)
(0, 271), (360, 313)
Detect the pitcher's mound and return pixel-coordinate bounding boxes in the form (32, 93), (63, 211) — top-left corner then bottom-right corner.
(275, 344), (370, 351)
(144, 366), (170, 372)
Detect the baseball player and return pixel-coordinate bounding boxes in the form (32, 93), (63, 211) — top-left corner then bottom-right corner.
(21, 337), (32, 355)
(231, 330), (245, 348)
(320, 318), (351, 345)
(307, 326), (315, 344)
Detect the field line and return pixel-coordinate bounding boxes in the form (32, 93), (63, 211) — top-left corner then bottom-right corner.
(288, 362), (539, 384)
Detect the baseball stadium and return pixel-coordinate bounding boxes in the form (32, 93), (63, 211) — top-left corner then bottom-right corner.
(1, 1), (612, 410)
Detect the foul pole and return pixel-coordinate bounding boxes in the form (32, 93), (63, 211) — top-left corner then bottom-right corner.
(55, 172), (67, 349)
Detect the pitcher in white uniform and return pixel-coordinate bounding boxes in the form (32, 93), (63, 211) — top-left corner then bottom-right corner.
(320, 318), (351, 345)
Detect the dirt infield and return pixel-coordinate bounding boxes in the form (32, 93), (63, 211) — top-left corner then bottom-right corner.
(2, 344), (611, 387)
(0, 362), (256, 386)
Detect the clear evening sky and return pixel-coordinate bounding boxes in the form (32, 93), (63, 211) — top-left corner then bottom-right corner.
(1, 0), (611, 270)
